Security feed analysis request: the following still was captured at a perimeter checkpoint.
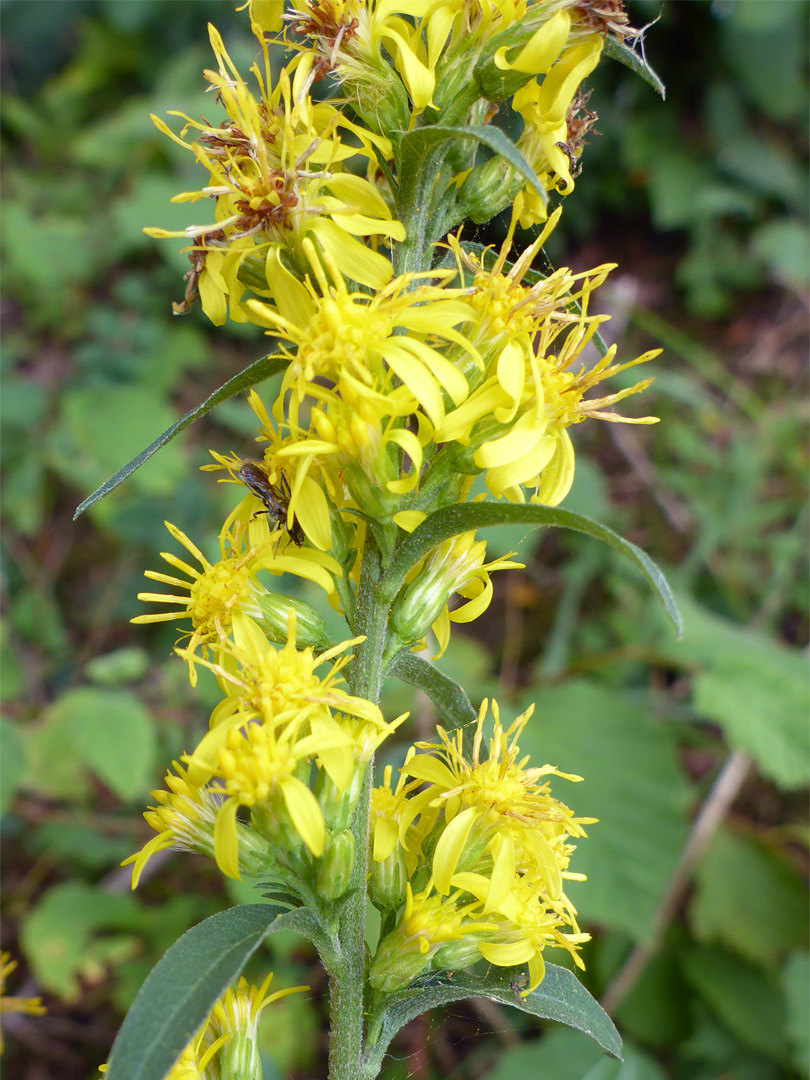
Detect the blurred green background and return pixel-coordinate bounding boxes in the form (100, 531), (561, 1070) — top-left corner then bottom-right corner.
(1, 1), (807, 1078)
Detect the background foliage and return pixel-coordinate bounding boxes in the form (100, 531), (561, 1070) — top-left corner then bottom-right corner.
(1, 1), (807, 1078)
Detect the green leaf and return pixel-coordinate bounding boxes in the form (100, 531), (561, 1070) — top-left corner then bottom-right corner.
(368, 963), (620, 1075)
(54, 687), (157, 803)
(22, 883), (140, 1001)
(657, 594), (810, 790)
(482, 1028), (665, 1080)
(105, 904), (298, 1080)
(518, 680), (690, 943)
(603, 36), (666, 99)
(73, 353), (289, 519)
(0, 717), (26, 814)
(399, 124), (548, 215)
(780, 951), (810, 1077)
(680, 944), (788, 1061)
(377, 502), (681, 633)
(387, 651), (478, 731)
(690, 826), (809, 967)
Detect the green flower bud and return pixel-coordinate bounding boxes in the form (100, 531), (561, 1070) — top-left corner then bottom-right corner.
(456, 156), (521, 225)
(256, 592), (330, 649)
(316, 829), (355, 901)
(432, 937), (486, 972)
(344, 64), (411, 139)
(369, 847), (408, 912)
(369, 931), (431, 995)
(220, 1028), (262, 1080)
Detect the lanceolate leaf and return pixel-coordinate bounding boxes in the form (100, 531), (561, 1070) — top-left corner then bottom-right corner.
(387, 651), (477, 731)
(104, 903), (311, 1080)
(399, 124), (548, 214)
(73, 353), (289, 519)
(377, 502), (681, 634)
(604, 35), (666, 99)
(365, 963), (621, 1076)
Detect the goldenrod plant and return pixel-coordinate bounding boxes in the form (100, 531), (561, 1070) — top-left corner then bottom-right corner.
(77, 3), (677, 1077)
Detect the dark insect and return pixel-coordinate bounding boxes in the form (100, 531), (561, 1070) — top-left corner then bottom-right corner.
(238, 461), (304, 546)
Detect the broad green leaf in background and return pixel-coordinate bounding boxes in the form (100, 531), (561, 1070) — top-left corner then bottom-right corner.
(104, 904), (303, 1080)
(50, 687), (157, 802)
(780, 950), (810, 1078)
(0, 717), (26, 814)
(482, 1027), (665, 1080)
(657, 594), (810, 790)
(22, 883), (140, 1001)
(689, 826), (809, 968)
(518, 680), (690, 943)
(25, 702), (94, 801)
(85, 647), (151, 686)
(680, 944), (788, 1063)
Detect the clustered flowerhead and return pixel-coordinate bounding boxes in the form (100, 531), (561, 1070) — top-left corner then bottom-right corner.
(368, 700), (594, 994)
(128, 0), (649, 1007)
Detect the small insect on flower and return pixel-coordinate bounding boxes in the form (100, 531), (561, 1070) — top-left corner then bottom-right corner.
(238, 461), (305, 545)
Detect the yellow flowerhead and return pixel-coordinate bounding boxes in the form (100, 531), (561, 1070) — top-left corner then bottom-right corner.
(390, 530), (524, 656)
(403, 699), (594, 903)
(435, 204), (660, 505)
(131, 519), (336, 684)
(472, 873), (591, 993)
(369, 882), (497, 994)
(145, 25), (403, 324)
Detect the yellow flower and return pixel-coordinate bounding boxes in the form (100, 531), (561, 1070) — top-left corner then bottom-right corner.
(145, 26), (403, 324)
(403, 699), (594, 904)
(209, 973), (308, 1078)
(176, 612), (388, 876)
(131, 520), (337, 684)
(463, 873), (591, 993)
(435, 204), (660, 505)
(248, 241), (477, 427)
(512, 35), (603, 222)
(390, 530), (524, 656)
(0, 953), (45, 1053)
(122, 759), (277, 888)
(184, 706), (348, 875)
(289, 1), (437, 120)
(369, 883), (497, 994)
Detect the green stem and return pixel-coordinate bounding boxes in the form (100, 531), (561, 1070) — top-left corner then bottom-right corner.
(328, 538), (390, 1080)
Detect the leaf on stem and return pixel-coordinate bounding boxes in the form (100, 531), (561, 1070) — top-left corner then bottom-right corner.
(104, 903), (317, 1080)
(399, 124), (548, 215)
(366, 963), (621, 1074)
(73, 353), (289, 519)
(387, 650), (478, 731)
(603, 35), (666, 99)
(377, 502), (681, 634)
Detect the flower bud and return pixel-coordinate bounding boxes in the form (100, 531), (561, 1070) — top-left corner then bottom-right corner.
(369, 931), (432, 995)
(456, 156), (522, 225)
(255, 592), (330, 649)
(345, 70), (412, 139)
(316, 829), (355, 901)
(369, 846), (408, 912)
(219, 1027), (262, 1080)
